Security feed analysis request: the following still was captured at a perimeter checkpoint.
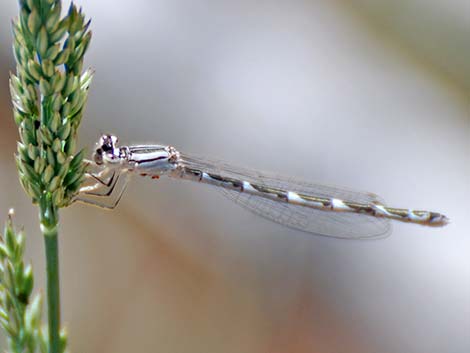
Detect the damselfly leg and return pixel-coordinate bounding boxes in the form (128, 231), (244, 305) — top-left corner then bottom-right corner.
(74, 161), (130, 209)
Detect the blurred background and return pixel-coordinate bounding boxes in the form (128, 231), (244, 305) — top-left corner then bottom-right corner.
(0, 0), (469, 352)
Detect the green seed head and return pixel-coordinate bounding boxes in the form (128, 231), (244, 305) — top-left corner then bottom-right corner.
(11, 0), (93, 208)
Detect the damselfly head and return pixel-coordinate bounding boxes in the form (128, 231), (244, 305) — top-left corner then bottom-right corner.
(94, 134), (120, 165)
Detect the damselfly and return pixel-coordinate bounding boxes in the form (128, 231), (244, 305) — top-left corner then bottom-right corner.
(76, 134), (449, 239)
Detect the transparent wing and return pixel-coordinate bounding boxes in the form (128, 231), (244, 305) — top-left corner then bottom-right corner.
(180, 154), (391, 239)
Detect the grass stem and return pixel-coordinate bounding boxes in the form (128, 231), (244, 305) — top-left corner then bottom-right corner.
(41, 204), (60, 353)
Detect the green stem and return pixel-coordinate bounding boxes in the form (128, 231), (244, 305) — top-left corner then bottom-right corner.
(40, 198), (60, 353)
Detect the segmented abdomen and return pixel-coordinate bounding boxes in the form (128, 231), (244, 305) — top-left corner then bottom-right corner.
(176, 166), (448, 227)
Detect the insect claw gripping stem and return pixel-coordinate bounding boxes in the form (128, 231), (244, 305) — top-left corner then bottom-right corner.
(74, 169), (130, 209)
(82, 170), (120, 196)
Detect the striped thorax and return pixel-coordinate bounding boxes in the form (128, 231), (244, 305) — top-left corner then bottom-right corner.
(93, 134), (179, 177)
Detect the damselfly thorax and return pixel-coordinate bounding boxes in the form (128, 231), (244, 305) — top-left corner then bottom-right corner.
(76, 134), (449, 239)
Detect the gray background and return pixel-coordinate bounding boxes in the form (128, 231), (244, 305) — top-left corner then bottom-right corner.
(0, 1), (469, 352)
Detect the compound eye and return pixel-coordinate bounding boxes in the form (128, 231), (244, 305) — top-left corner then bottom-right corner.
(99, 134), (117, 152)
(102, 143), (113, 152)
(95, 134), (119, 165)
(93, 148), (104, 165)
